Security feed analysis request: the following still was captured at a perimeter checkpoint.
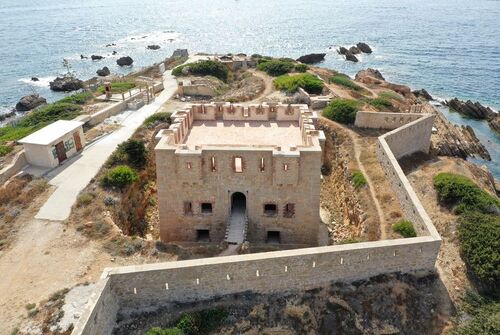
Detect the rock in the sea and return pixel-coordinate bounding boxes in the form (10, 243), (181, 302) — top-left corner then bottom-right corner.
(106, 43), (116, 47)
(296, 53), (326, 64)
(338, 47), (348, 55)
(31, 77), (39, 82)
(413, 89), (433, 101)
(172, 49), (189, 58)
(345, 51), (358, 62)
(356, 42), (372, 53)
(147, 45), (161, 50)
(112, 50), (117, 55)
(15, 94), (47, 112)
(49, 76), (84, 92)
(488, 113), (500, 133)
(117, 56), (133, 66)
(96, 66), (110, 77)
(445, 98), (495, 120)
(355, 68), (385, 81)
(91, 55), (104, 61)
(349, 46), (361, 54)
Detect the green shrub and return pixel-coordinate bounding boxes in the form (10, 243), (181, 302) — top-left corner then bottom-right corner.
(18, 103), (82, 128)
(119, 139), (148, 167)
(379, 91), (404, 102)
(392, 219), (417, 238)
(433, 173), (499, 214)
(0, 145), (13, 157)
(97, 82), (136, 94)
(458, 212), (499, 292)
(177, 308), (228, 335)
(257, 59), (295, 76)
(172, 60), (228, 81)
(143, 112), (171, 127)
(58, 91), (93, 104)
(101, 165), (138, 188)
(77, 193), (95, 207)
(451, 291), (500, 335)
(145, 327), (183, 335)
(369, 97), (393, 110)
(329, 75), (362, 91)
(351, 170), (367, 188)
(294, 64), (309, 72)
(322, 99), (359, 124)
(273, 73), (324, 94)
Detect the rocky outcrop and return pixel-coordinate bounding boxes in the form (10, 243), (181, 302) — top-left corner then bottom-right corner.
(96, 66), (110, 77)
(413, 89), (433, 100)
(80, 55), (87, 59)
(338, 47), (348, 55)
(147, 45), (161, 50)
(356, 42), (372, 53)
(296, 53), (326, 64)
(49, 76), (84, 92)
(31, 77), (39, 82)
(488, 113), (500, 133)
(91, 55), (104, 61)
(117, 56), (134, 66)
(349, 46), (361, 54)
(355, 68), (385, 81)
(345, 52), (358, 62)
(172, 49), (189, 58)
(106, 43), (116, 47)
(15, 94), (47, 112)
(445, 98), (495, 120)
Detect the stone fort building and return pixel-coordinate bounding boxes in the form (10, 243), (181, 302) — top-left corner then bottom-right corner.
(155, 102), (325, 246)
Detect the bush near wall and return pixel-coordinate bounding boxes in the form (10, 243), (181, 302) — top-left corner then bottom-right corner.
(143, 112), (171, 127)
(433, 173), (499, 214)
(273, 73), (324, 94)
(107, 139), (148, 168)
(97, 82), (136, 94)
(322, 99), (360, 124)
(351, 170), (367, 188)
(257, 59), (295, 76)
(100, 165), (139, 189)
(392, 219), (417, 238)
(369, 97), (393, 110)
(172, 60), (228, 81)
(329, 75), (362, 91)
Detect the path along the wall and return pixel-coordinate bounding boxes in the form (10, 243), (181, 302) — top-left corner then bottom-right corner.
(71, 111), (441, 335)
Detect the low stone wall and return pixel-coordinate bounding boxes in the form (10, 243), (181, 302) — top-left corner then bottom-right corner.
(355, 111), (424, 130)
(0, 150), (27, 184)
(87, 101), (128, 126)
(71, 111), (442, 335)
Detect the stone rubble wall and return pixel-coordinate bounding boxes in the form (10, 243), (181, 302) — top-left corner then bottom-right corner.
(0, 150), (27, 185)
(71, 111), (442, 335)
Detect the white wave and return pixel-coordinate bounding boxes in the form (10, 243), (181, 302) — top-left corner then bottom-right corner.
(18, 76), (55, 88)
(117, 30), (181, 46)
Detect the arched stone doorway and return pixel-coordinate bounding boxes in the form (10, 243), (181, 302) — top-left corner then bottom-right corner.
(231, 192), (246, 214)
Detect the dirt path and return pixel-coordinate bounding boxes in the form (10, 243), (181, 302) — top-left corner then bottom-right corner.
(246, 69), (276, 102)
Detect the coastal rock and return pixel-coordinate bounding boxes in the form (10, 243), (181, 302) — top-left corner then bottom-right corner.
(49, 76), (84, 92)
(117, 56), (133, 66)
(487, 113), (500, 133)
(172, 49), (189, 58)
(338, 47), (348, 55)
(296, 53), (326, 64)
(413, 89), (433, 100)
(112, 51), (117, 55)
(31, 77), (39, 82)
(15, 94), (47, 112)
(80, 55), (87, 59)
(96, 66), (110, 77)
(106, 43), (116, 47)
(355, 68), (385, 81)
(91, 55), (104, 61)
(147, 45), (161, 50)
(356, 42), (372, 53)
(345, 51), (358, 62)
(349, 46), (361, 54)
(445, 98), (495, 120)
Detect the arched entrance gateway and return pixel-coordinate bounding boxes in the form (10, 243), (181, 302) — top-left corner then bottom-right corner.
(231, 192), (246, 214)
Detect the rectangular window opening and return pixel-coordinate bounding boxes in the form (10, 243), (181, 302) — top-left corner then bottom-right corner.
(234, 157), (243, 173)
(211, 156), (216, 172)
(186, 162), (192, 169)
(196, 229), (210, 242)
(183, 201), (193, 215)
(267, 231), (281, 244)
(264, 203), (277, 216)
(260, 157), (265, 172)
(283, 163), (289, 171)
(201, 202), (213, 214)
(283, 203), (295, 218)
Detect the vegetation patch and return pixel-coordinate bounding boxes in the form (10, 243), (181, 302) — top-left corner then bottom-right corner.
(77, 192), (96, 207)
(97, 81), (136, 94)
(451, 291), (500, 335)
(322, 98), (360, 124)
(351, 170), (367, 188)
(57, 91), (93, 104)
(100, 165), (139, 189)
(369, 97), (393, 110)
(172, 60), (229, 81)
(273, 73), (324, 94)
(329, 75), (362, 91)
(379, 91), (404, 102)
(433, 173), (499, 214)
(294, 63), (309, 72)
(107, 139), (148, 168)
(257, 59), (295, 76)
(392, 219), (417, 238)
(143, 112), (172, 127)
(146, 308), (228, 335)
(0, 144), (13, 157)
(458, 211), (499, 293)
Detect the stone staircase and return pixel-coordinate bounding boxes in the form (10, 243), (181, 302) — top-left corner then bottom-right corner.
(224, 210), (248, 245)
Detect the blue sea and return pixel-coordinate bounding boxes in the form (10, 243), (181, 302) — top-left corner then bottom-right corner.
(0, 0), (498, 176)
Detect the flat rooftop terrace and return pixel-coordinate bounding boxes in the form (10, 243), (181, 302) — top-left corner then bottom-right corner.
(183, 120), (303, 149)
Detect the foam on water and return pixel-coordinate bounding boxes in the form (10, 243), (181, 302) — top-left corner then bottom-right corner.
(18, 76), (55, 88)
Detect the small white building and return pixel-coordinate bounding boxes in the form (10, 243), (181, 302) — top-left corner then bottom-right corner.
(18, 120), (85, 168)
